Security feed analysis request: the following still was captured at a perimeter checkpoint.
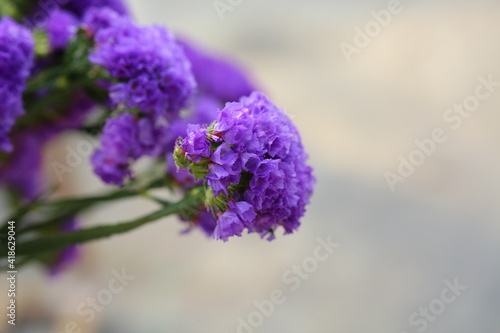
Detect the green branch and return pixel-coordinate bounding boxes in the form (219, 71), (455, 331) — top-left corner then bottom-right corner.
(0, 178), (166, 237)
(3, 188), (202, 258)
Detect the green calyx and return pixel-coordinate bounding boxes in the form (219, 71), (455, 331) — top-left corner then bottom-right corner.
(33, 30), (50, 57)
(204, 187), (229, 215)
(173, 142), (190, 169)
(173, 141), (210, 180)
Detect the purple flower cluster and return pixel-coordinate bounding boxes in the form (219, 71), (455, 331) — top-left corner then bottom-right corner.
(174, 92), (315, 241)
(83, 7), (122, 34)
(27, 0), (128, 43)
(93, 114), (140, 185)
(164, 95), (221, 187)
(92, 113), (171, 185)
(164, 41), (256, 186)
(0, 17), (34, 153)
(29, 0), (128, 22)
(0, 131), (45, 199)
(89, 13), (196, 121)
(88, 9), (198, 185)
(45, 9), (78, 50)
(63, 0), (129, 17)
(179, 40), (254, 103)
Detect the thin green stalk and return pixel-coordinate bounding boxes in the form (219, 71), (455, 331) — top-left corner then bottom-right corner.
(3, 188), (202, 258)
(0, 178), (166, 237)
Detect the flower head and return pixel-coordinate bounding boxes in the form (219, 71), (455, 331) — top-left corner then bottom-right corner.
(163, 40), (256, 188)
(46, 9), (78, 49)
(0, 17), (34, 153)
(91, 112), (172, 185)
(0, 131), (45, 199)
(33, 0), (129, 19)
(91, 113), (140, 185)
(174, 92), (315, 241)
(83, 6), (122, 34)
(179, 40), (254, 103)
(89, 14), (196, 121)
(65, 0), (129, 17)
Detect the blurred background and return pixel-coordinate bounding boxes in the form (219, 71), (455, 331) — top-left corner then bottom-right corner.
(2, 0), (500, 332)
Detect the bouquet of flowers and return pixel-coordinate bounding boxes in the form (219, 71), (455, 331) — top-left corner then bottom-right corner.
(0, 0), (315, 273)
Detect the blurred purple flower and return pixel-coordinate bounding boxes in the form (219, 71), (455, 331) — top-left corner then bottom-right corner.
(91, 112), (173, 185)
(83, 6), (122, 34)
(179, 40), (255, 103)
(0, 17), (34, 153)
(89, 13), (196, 121)
(64, 0), (129, 17)
(46, 9), (78, 49)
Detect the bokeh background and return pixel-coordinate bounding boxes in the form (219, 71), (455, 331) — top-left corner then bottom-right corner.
(2, 0), (500, 332)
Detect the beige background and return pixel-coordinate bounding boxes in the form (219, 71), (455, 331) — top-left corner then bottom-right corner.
(2, 0), (500, 332)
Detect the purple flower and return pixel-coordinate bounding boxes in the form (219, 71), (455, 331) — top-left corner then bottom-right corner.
(191, 95), (221, 124)
(91, 113), (140, 185)
(91, 112), (173, 185)
(23, 0), (128, 33)
(212, 143), (238, 165)
(64, 0), (129, 17)
(86, 11), (199, 186)
(0, 17), (34, 153)
(89, 14), (196, 121)
(179, 40), (255, 103)
(161, 95), (221, 190)
(166, 155), (200, 189)
(187, 210), (218, 237)
(0, 132), (45, 199)
(181, 125), (210, 162)
(174, 92), (315, 241)
(46, 9), (78, 49)
(229, 201), (256, 227)
(83, 6), (122, 34)
(156, 39), (256, 189)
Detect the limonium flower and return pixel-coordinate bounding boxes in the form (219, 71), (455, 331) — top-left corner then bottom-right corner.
(92, 111), (174, 185)
(29, 0), (128, 20)
(0, 17), (34, 153)
(83, 6), (123, 34)
(91, 113), (140, 185)
(165, 41), (256, 187)
(174, 92), (315, 241)
(0, 132), (45, 199)
(45, 9), (78, 50)
(88, 12), (196, 121)
(164, 95), (221, 185)
(64, 0), (129, 17)
(179, 40), (254, 103)
(89, 9), (197, 185)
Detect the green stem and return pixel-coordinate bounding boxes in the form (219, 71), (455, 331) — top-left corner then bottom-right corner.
(4, 188), (202, 258)
(0, 179), (166, 237)
(0, 191), (52, 237)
